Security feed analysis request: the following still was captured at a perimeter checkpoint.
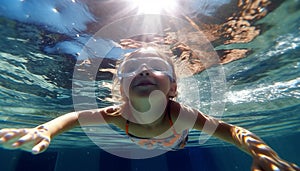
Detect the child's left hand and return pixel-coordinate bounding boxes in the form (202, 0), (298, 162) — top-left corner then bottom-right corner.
(252, 155), (300, 171)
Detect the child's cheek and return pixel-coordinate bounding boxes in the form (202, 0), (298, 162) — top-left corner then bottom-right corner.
(120, 77), (135, 97)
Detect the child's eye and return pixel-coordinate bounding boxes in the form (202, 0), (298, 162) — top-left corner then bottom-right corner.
(148, 61), (168, 71)
(122, 65), (136, 73)
(152, 66), (165, 71)
(120, 60), (138, 73)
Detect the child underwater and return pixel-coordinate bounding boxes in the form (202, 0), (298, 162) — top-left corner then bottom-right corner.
(0, 47), (299, 171)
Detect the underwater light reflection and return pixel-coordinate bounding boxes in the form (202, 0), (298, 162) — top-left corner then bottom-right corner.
(128, 0), (178, 14)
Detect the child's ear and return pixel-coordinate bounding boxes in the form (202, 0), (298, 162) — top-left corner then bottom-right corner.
(168, 82), (177, 98)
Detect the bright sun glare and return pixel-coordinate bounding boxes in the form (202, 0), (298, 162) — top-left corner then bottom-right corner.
(131, 0), (177, 14)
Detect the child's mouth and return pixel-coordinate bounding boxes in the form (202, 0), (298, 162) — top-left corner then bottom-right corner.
(136, 82), (156, 87)
(137, 84), (155, 87)
(134, 80), (156, 87)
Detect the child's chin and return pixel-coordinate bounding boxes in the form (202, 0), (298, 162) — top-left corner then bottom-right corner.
(130, 87), (157, 97)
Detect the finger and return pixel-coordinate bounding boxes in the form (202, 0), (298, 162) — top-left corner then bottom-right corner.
(251, 159), (265, 171)
(0, 129), (9, 136)
(0, 132), (14, 143)
(2, 137), (31, 150)
(19, 142), (36, 153)
(292, 163), (300, 171)
(251, 165), (263, 171)
(32, 139), (50, 154)
(260, 157), (293, 171)
(1, 133), (21, 144)
(274, 158), (299, 171)
(279, 162), (300, 171)
(0, 128), (25, 135)
(0, 129), (27, 143)
(11, 133), (35, 148)
(0, 128), (15, 135)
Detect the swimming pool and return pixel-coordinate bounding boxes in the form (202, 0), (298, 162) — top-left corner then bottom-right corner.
(0, 0), (299, 170)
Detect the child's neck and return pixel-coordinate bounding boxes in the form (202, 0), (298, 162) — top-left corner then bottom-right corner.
(128, 95), (169, 127)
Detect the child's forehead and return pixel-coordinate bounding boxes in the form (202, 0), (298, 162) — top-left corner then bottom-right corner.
(128, 52), (160, 58)
(123, 50), (172, 63)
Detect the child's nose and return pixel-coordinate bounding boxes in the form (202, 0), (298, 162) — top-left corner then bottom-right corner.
(139, 70), (150, 76)
(138, 64), (151, 76)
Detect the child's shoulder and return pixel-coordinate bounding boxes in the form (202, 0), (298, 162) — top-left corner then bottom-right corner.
(170, 100), (195, 113)
(169, 100), (199, 131)
(100, 105), (122, 116)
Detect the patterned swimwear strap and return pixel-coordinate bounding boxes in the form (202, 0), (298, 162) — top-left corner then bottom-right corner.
(125, 119), (129, 135)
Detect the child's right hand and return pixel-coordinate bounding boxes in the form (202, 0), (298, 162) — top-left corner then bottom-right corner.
(0, 126), (51, 154)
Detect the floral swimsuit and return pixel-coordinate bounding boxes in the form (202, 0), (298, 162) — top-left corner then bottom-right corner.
(125, 103), (189, 150)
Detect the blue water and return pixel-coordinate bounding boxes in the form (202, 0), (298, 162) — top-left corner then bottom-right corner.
(0, 0), (299, 170)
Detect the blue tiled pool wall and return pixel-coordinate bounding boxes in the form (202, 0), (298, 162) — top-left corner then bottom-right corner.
(0, 132), (299, 171)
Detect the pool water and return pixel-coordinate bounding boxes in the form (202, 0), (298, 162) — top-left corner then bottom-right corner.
(0, 0), (299, 170)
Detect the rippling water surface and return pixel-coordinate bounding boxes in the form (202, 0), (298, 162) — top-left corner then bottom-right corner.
(0, 0), (299, 150)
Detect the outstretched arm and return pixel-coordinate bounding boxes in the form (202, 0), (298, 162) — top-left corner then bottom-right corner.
(0, 106), (119, 154)
(193, 111), (300, 171)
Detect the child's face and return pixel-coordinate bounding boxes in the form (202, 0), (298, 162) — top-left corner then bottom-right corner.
(119, 56), (177, 99)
